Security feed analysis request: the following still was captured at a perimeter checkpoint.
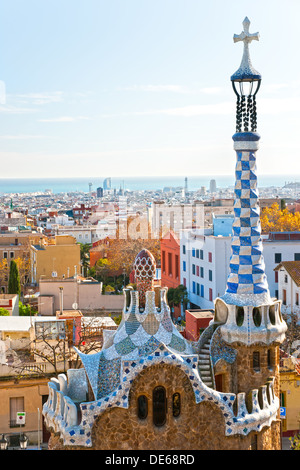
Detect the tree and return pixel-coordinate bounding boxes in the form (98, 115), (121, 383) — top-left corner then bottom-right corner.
(8, 260), (21, 297)
(261, 203), (300, 233)
(167, 285), (189, 312)
(107, 216), (161, 276)
(0, 307), (9, 316)
(80, 243), (92, 277)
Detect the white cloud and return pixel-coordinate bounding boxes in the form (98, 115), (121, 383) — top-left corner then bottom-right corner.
(0, 134), (49, 140)
(9, 91), (64, 106)
(38, 116), (90, 123)
(119, 84), (224, 95)
(132, 101), (233, 117)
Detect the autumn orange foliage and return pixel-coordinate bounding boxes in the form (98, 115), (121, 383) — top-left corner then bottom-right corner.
(106, 216), (161, 275)
(260, 203), (300, 233)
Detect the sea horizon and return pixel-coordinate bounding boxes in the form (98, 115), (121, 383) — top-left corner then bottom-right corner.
(0, 174), (299, 195)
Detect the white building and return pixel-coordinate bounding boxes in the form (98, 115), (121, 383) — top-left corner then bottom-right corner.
(274, 261), (300, 316)
(180, 228), (232, 310)
(180, 229), (300, 310)
(150, 201), (204, 238)
(56, 221), (117, 244)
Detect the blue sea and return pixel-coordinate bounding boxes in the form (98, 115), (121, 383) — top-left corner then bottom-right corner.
(0, 175), (298, 194)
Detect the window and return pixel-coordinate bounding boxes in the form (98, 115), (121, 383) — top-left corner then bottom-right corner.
(3, 252), (7, 259)
(200, 285), (204, 297)
(153, 386), (167, 427)
(295, 253), (300, 261)
(197, 283), (200, 296)
(192, 248), (195, 257)
(275, 271), (278, 283)
(284, 275), (288, 284)
(183, 278), (186, 287)
(10, 251), (14, 259)
(283, 289), (287, 305)
(274, 253), (282, 263)
(200, 267), (204, 278)
(10, 397), (24, 428)
(209, 288), (213, 301)
(175, 255), (179, 279)
(162, 251), (166, 273)
(253, 351), (260, 372)
(251, 434), (258, 451)
(196, 249), (199, 258)
(168, 253), (172, 276)
(296, 293), (299, 306)
(137, 395), (148, 420)
(172, 393), (181, 417)
(208, 252), (212, 263)
(183, 261), (186, 272)
(267, 349), (274, 369)
(192, 282), (196, 294)
(192, 264), (195, 275)
(182, 245), (186, 255)
(209, 270), (212, 281)
(200, 250), (203, 260)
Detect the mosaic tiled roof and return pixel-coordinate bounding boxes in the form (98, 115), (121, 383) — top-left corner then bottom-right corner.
(75, 263), (194, 400)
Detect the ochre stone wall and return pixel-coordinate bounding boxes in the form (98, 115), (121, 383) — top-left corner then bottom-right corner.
(90, 363), (280, 450)
(47, 362), (281, 450)
(230, 344), (280, 397)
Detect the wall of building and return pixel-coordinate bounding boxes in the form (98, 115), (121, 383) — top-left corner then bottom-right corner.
(180, 230), (300, 310)
(280, 359), (300, 436)
(277, 267), (300, 315)
(49, 363), (281, 450)
(160, 232), (181, 318)
(263, 239), (300, 299)
(38, 279), (123, 315)
(31, 236), (81, 282)
(0, 377), (49, 443)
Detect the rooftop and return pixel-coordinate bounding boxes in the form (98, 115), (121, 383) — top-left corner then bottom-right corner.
(274, 261), (300, 287)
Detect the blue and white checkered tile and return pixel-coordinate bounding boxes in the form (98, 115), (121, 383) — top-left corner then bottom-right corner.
(222, 137), (272, 305)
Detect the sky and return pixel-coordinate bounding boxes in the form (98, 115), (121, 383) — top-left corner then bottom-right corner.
(0, 0), (299, 179)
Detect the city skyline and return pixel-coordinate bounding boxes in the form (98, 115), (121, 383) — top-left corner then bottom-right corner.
(0, 0), (299, 179)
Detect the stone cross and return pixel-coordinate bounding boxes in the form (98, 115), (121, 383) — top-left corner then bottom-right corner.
(232, 17), (260, 81)
(233, 17), (259, 45)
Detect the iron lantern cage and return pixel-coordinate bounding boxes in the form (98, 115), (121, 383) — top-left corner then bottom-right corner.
(0, 434), (8, 450)
(19, 433), (28, 450)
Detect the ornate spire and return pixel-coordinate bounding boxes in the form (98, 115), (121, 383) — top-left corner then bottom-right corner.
(231, 17), (262, 133)
(221, 18), (271, 308)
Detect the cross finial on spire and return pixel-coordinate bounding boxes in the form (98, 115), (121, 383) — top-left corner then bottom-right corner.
(233, 17), (259, 45)
(231, 17), (261, 82)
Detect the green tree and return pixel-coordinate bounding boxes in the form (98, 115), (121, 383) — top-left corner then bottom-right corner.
(167, 285), (189, 312)
(8, 260), (21, 297)
(80, 243), (92, 277)
(0, 307), (9, 316)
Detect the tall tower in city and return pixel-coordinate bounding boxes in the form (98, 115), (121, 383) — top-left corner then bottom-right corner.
(209, 178), (217, 193)
(103, 177), (111, 190)
(43, 18), (287, 451)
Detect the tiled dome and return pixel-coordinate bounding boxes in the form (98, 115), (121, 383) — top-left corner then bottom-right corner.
(134, 249), (156, 280)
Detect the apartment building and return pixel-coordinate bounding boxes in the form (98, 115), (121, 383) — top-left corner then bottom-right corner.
(181, 227), (300, 310)
(160, 231), (181, 318)
(30, 235), (81, 284)
(274, 260), (300, 315)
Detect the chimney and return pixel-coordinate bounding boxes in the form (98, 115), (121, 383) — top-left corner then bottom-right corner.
(59, 287), (63, 315)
